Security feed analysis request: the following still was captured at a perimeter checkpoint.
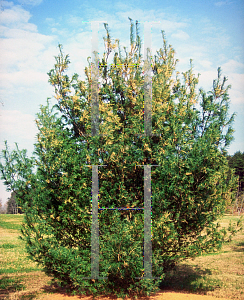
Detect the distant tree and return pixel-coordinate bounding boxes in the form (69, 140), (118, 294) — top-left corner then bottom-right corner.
(227, 151), (244, 214)
(0, 20), (242, 299)
(227, 151), (244, 193)
(6, 191), (22, 214)
(3, 202), (7, 214)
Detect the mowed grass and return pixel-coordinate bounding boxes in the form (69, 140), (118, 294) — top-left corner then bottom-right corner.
(0, 214), (49, 300)
(0, 214), (243, 300)
(159, 214), (244, 300)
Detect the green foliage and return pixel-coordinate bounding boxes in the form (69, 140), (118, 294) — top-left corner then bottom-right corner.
(226, 151), (244, 214)
(227, 151), (244, 192)
(0, 19), (242, 299)
(0, 276), (26, 293)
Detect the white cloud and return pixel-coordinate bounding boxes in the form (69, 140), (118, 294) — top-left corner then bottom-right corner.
(196, 69), (244, 105)
(154, 19), (188, 32)
(0, 33), (54, 68)
(0, 109), (38, 141)
(219, 60), (244, 105)
(227, 74), (244, 104)
(0, 4), (31, 25)
(171, 43), (208, 73)
(0, 2), (58, 113)
(198, 60), (213, 69)
(171, 30), (190, 41)
(221, 59), (244, 74)
(192, 70), (217, 89)
(0, 70), (48, 88)
(0, 1), (13, 9)
(0, 34), (57, 90)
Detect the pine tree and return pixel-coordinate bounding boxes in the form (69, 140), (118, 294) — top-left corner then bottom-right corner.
(0, 20), (242, 299)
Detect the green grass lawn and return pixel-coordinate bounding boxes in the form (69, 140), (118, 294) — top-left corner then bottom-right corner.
(0, 213), (243, 300)
(159, 214), (244, 299)
(0, 215), (43, 275)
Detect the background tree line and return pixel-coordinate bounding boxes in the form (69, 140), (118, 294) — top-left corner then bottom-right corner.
(0, 191), (23, 214)
(226, 151), (244, 215)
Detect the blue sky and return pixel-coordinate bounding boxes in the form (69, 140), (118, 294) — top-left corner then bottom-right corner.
(0, 0), (244, 204)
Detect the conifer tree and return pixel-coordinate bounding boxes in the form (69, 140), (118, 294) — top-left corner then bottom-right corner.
(0, 20), (242, 299)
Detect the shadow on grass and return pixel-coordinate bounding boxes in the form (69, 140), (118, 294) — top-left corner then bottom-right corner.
(41, 278), (161, 299)
(159, 264), (222, 294)
(20, 264), (224, 299)
(17, 293), (39, 300)
(40, 265), (221, 299)
(0, 276), (26, 298)
(0, 275), (41, 300)
(231, 241), (244, 252)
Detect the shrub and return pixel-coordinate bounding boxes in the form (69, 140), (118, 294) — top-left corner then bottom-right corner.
(0, 19), (242, 299)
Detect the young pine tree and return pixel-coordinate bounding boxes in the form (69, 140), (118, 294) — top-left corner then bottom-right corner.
(0, 20), (242, 299)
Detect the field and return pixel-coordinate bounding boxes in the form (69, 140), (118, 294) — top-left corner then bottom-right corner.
(0, 214), (243, 300)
